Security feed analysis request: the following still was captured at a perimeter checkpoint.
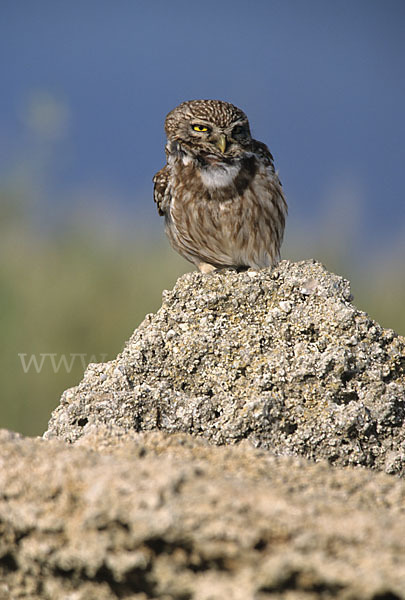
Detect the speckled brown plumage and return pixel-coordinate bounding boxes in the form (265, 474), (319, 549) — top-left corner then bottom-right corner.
(153, 99), (287, 273)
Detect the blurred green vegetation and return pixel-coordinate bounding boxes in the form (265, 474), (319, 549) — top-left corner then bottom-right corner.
(1, 187), (404, 437)
(0, 188), (187, 436)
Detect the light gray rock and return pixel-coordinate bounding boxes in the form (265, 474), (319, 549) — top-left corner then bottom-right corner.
(1, 426), (405, 599)
(45, 260), (405, 476)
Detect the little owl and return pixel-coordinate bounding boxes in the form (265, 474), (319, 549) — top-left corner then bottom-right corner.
(153, 99), (287, 273)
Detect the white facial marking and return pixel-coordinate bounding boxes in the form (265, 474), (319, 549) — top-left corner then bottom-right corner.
(199, 163), (240, 188)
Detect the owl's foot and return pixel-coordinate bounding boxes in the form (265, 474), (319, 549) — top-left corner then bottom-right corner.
(197, 262), (249, 274)
(197, 262), (218, 274)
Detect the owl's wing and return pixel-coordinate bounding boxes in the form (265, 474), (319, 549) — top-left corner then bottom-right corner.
(252, 140), (275, 169)
(153, 165), (171, 216)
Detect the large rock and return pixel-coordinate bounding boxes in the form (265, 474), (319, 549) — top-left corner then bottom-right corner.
(1, 427), (405, 600)
(45, 260), (405, 475)
(3, 261), (405, 598)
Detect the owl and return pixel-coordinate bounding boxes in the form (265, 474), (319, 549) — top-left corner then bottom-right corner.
(153, 99), (287, 273)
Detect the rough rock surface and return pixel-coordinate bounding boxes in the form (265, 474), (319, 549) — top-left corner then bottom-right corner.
(45, 260), (405, 475)
(3, 261), (405, 598)
(1, 426), (405, 600)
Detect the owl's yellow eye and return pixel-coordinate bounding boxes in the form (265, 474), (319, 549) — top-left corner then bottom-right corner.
(192, 124), (209, 132)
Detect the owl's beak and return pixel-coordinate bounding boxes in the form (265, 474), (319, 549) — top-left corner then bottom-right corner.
(215, 134), (227, 154)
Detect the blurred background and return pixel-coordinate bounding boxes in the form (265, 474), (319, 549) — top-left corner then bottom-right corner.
(1, 0), (404, 436)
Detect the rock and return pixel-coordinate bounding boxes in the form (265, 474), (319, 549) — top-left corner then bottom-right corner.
(1, 426), (405, 599)
(45, 260), (405, 476)
(3, 261), (405, 597)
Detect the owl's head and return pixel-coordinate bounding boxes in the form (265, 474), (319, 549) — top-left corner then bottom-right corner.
(165, 99), (252, 158)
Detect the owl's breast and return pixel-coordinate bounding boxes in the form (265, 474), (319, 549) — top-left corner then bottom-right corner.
(199, 162), (241, 188)
(164, 154), (286, 270)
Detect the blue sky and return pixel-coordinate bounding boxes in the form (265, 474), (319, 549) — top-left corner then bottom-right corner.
(1, 0), (404, 253)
